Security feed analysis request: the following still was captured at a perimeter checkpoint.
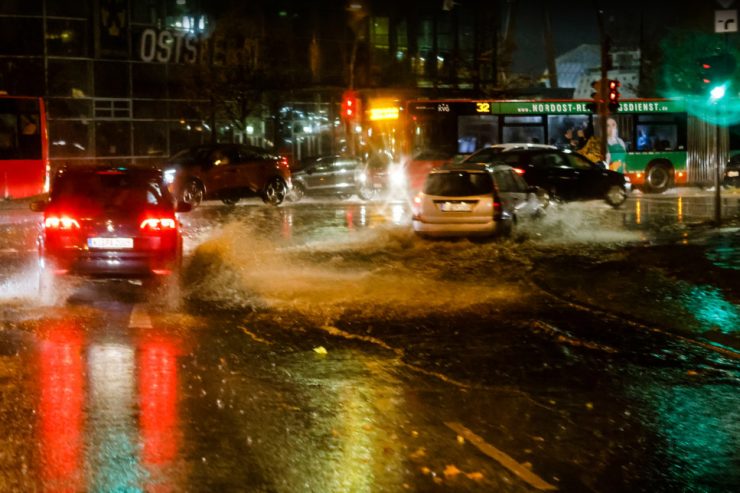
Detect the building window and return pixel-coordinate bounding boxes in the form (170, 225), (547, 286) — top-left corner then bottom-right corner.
(134, 122), (167, 157)
(95, 61), (130, 98)
(46, 19), (89, 58)
(132, 63), (168, 99)
(47, 98), (92, 119)
(49, 121), (91, 158)
(96, 121), (131, 156)
(1, 0), (42, 16)
(48, 60), (92, 97)
(370, 17), (389, 50)
(94, 99), (132, 119)
(0, 58), (45, 96)
(0, 18), (43, 56)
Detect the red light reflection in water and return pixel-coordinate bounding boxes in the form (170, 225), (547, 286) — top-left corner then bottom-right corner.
(281, 210), (293, 239)
(139, 334), (180, 492)
(38, 322), (84, 493)
(346, 208), (354, 230)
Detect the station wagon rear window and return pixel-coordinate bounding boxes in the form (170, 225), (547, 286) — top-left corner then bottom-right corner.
(424, 171), (493, 196)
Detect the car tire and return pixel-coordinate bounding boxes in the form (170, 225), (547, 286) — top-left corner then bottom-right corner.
(605, 185), (627, 208)
(261, 177), (287, 206)
(644, 164), (673, 193)
(221, 196), (239, 206)
(358, 185), (376, 201)
(181, 179), (205, 207)
(287, 183), (305, 202)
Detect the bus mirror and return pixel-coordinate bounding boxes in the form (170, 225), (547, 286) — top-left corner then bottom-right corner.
(30, 200), (46, 212)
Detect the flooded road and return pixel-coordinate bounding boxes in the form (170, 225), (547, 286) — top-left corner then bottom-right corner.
(0, 190), (738, 492)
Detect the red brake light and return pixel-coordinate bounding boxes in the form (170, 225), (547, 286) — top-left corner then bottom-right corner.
(140, 217), (177, 231)
(45, 215), (80, 230)
(512, 168), (525, 175)
(493, 200), (502, 220)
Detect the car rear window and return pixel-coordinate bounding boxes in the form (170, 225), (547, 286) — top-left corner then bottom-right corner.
(423, 171), (493, 196)
(51, 172), (170, 209)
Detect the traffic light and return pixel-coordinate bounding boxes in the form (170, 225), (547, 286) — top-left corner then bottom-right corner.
(698, 53), (736, 90)
(607, 79), (620, 112)
(341, 90), (359, 120)
(586, 80), (602, 113)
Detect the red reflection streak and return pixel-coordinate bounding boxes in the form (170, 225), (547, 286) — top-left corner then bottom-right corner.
(139, 336), (179, 470)
(346, 208), (354, 230)
(282, 211), (293, 239)
(38, 324), (84, 493)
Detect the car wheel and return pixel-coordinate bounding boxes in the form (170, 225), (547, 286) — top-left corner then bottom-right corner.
(181, 179), (204, 207)
(605, 185), (627, 208)
(358, 185), (376, 201)
(645, 164), (672, 193)
(287, 183), (305, 202)
(261, 177), (287, 206)
(547, 187), (562, 204)
(221, 196), (239, 206)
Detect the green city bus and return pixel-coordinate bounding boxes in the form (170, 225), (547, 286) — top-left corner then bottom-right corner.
(404, 98), (738, 193)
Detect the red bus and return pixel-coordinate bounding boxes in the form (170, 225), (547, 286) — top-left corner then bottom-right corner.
(0, 94), (49, 199)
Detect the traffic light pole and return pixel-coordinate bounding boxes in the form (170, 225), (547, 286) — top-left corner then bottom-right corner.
(596, 8), (608, 161)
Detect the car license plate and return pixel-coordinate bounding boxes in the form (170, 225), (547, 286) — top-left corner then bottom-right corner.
(88, 237), (134, 249)
(440, 202), (472, 212)
(728, 170), (739, 177)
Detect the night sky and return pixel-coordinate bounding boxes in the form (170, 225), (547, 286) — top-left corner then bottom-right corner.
(509, 0), (715, 76)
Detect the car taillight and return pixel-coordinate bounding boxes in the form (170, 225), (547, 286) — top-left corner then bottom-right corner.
(45, 215), (80, 230)
(140, 217), (177, 231)
(493, 199), (502, 220)
(512, 167), (525, 175)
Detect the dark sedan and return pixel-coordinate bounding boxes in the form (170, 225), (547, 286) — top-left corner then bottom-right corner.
(462, 143), (631, 207)
(287, 155), (377, 202)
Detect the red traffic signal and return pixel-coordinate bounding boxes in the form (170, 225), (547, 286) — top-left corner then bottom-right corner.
(341, 90), (359, 119)
(607, 79), (620, 112)
(698, 53), (736, 87)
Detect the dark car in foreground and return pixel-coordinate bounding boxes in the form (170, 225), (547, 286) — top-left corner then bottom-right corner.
(287, 154), (377, 202)
(31, 165), (190, 295)
(163, 144), (292, 207)
(462, 143), (630, 207)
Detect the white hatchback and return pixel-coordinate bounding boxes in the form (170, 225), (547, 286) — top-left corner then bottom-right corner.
(411, 163), (546, 238)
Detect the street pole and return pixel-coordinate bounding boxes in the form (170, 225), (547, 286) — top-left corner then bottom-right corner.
(715, 105), (722, 226)
(596, 6), (608, 159)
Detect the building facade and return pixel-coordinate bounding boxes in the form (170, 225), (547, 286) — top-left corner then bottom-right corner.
(0, 0), (499, 168)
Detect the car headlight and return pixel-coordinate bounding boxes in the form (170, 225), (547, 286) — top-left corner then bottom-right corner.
(357, 171), (367, 183)
(163, 168), (177, 185)
(389, 165), (406, 187)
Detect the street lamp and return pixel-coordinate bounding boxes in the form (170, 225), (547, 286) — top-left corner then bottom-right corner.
(709, 83), (727, 102)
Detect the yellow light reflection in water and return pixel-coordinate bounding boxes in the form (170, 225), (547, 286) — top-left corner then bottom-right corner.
(635, 199), (641, 225)
(677, 196), (683, 223)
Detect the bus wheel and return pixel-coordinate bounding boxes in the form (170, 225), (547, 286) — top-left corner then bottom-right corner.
(644, 163), (673, 193)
